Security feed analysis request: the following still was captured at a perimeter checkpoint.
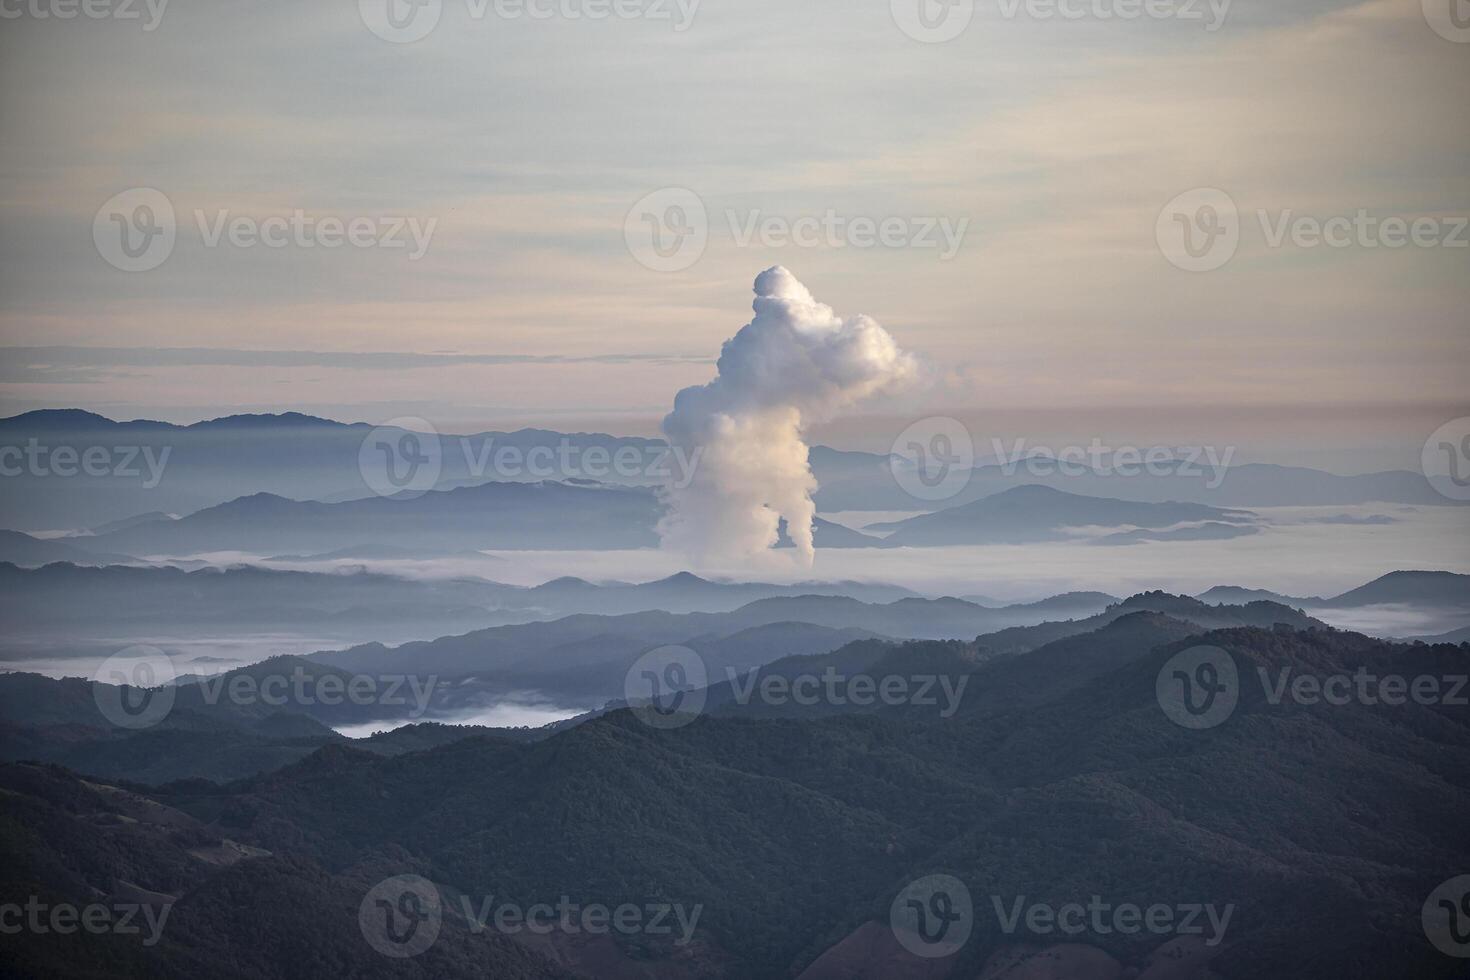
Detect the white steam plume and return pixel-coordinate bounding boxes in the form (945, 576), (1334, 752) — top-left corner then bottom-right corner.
(659, 267), (916, 567)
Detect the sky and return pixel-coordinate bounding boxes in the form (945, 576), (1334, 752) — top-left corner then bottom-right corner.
(0, 0), (1466, 471)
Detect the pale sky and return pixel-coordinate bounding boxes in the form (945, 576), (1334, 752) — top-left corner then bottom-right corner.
(0, 0), (1465, 469)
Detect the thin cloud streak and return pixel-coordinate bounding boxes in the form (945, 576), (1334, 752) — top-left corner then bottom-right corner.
(0, 346), (713, 383)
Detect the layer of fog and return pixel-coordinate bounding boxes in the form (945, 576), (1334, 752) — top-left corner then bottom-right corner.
(333, 698), (584, 739)
(2, 636), (339, 681)
(250, 502), (1468, 600)
(11, 503), (1464, 682)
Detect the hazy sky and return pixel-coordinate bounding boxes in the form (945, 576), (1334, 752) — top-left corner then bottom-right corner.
(0, 0), (1466, 468)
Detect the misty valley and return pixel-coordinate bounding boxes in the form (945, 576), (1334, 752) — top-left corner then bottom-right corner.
(3, 4), (1469, 977)
(2, 396), (1468, 979)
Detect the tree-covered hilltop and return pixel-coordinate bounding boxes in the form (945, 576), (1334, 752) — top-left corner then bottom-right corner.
(6, 623), (1463, 978)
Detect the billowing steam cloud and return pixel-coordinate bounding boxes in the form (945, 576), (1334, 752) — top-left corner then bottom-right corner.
(660, 267), (916, 567)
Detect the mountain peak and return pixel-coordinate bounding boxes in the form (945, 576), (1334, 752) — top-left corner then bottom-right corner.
(187, 412), (347, 430)
(994, 483), (1071, 497)
(655, 571), (710, 586)
(0, 408), (171, 430)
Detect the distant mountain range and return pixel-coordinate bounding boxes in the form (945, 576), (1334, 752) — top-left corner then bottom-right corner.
(815, 444), (1458, 511)
(0, 565), (927, 661)
(70, 481), (664, 555)
(0, 562), (531, 658)
(775, 515), (888, 548)
(0, 410), (667, 530)
(1193, 571), (1470, 638)
(1197, 570), (1470, 609)
(0, 581), (1328, 758)
(512, 570), (921, 614)
(5, 566), (1463, 670)
(868, 484), (1255, 546)
(972, 591), (1328, 656)
(2, 409), (1459, 532)
(25, 479), (1295, 558)
(300, 591), (1318, 710)
(0, 528), (135, 566)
